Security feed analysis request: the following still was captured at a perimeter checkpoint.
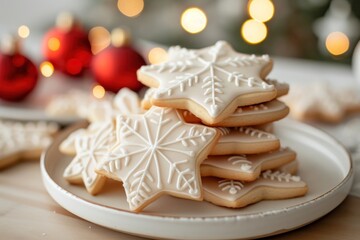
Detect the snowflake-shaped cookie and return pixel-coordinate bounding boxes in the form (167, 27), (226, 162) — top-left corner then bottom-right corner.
(59, 88), (143, 156)
(63, 120), (116, 195)
(97, 106), (219, 212)
(201, 147), (296, 181)
(87, 88), (143, 122)
(138, 41), (276, 124)
(0, 120), (58, 169)
(202, 169), (307, 208)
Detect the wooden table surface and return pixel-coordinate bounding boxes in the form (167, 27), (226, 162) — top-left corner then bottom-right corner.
(1, 160), (359, 240)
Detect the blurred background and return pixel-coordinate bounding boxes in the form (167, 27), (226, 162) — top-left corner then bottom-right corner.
(1, 0), (360, 64)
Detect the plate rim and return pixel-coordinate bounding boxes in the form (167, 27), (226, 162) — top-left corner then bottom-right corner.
(40, 119), (354, 222)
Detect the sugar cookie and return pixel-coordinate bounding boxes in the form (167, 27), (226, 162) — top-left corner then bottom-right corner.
(202, 169), (307, 208)
(265, 79), (289, 97)
(87, 88), (143, 123)
(182, 100), (289, 127)
(210, 127), (280, 155)
(59, 121), (103, 155)
(97, 106), (220, 212)
(0, 120), (58, 169)
(138, 41), (277, 124)
(201, 147), (296, 181)
(63, 120), (116, 195)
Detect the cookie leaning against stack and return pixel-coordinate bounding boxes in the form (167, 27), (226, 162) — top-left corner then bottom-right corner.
(59, 41), (307, 212)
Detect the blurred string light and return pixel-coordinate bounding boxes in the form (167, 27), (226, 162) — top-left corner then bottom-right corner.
(111, 28), (128, 47)
(248, 0), (274, 22)
(18, 25), (30, 39)
(40, 61), (54, 77)
(241, 19), (267, 44)
(48, 37), (61, 52)
(117, 0), (144, 17)
(241, 0), (274, 44)
(181, 7), (207, 34)
(89, 26), (111, 54)
(92, 84), (106, 99)
(325, 31), (349, 56)
(148, 47), (168, 64)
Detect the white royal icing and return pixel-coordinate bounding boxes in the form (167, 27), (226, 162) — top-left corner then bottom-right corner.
(211, 127), (279, 155)
(140, 41), (274, 118)
(202, 169), (306, 203)
(63, 120), (116, 192)
(0, 120), (58, 159)
(97, 106), (218, 211)
(202, 147), (296, 178)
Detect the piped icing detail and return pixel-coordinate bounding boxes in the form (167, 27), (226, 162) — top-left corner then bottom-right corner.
(140, 41), (274, 118)
(236, 127), (276, 139)
(63, 120), (115, 193)
(0, 120), (58, 159)
(202, 147), (296, 180)
(97, 106), (218, 211)
(219, 179), (244, 195)
(262, 170), (301, 182)
(227, 155), (252, 172)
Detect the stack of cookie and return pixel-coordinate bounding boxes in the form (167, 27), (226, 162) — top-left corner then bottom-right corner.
(60, 41), (307, 212)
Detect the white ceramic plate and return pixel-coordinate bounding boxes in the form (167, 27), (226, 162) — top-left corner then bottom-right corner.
(41, 120), (353, 240)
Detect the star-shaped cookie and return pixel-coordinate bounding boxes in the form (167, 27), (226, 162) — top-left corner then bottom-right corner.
(0, 120), (58, 169)
(138, 41), (276, 124)
(63, 120), (116, 195)
(97, 106), (220, 212)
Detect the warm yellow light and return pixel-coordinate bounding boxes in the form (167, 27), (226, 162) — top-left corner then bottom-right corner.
(117, 0), (144, 17)
(93, 85), (106, 99)
(181, 7), (208, 34)
(18, 25), (30, 39)
(148, 47), (168, 64)
(89, 26), (111, 54)
(248, 0), (275, 23)
(111, 28), (128, 47)
(48, 37), (60, 51)
(40, 61), (54, 78)
(241, 19), (268, 44)
(325, 32), (350, 56)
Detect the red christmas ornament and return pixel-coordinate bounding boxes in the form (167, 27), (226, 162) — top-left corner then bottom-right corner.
(0, 36), (38, 102)
(91, 29), (146, 92)
(42, 12), (92, 77)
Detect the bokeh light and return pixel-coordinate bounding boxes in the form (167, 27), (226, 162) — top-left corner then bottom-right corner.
(48, 37), (60, 51)
(248, 0), (275, 23)
(117, 0), (144, 17)
(241, 19), (268, 44)
(148, 47), (168, 64)
(181, 7), (207, 34)
(325, 32), (350, 56)
(89, 26), (111, 54)
(92, 85), (106, 99)
(18, 25), (30, 39)
(40, 61), (54, 77)
(111, 28), (128, 47)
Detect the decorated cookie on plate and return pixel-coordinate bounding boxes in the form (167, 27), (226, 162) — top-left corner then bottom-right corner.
(142, 88), (289, 127)
(202, 166), (307, 208)
(59, 88), (144, 156)
(87, 87), (143, 123)
(138, 41), (277, 124)
(63, 120), (116, 195)
(201, 147), (297, 181)
(210, 127), (280, 155)
(96, 106), (220, 212)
